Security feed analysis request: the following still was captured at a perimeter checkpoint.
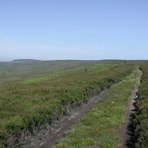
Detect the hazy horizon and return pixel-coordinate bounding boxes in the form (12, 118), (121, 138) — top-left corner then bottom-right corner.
(0, 0), (148, 61)
(1, 58), (148, 62)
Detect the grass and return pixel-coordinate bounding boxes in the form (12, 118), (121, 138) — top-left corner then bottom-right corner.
(22, 63), (115, 84)
(0, 63), (134, 147)
(23, 74), (64, 84)
(0, 60), (100, 81)
(1, 59), (135, 82)
(53, 66), (142, 148)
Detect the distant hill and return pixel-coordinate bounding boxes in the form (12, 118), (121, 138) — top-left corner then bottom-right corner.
(13, 59), (41, 62)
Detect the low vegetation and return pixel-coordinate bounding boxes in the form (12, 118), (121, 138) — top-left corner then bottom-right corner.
(133, 62), (148, 148)
(0, 63), (133, 147)
(53, 67), (141, 148)
(22, 63), (114, 84)
(0, 60), (100, 81)
(23, 73), (64, 84)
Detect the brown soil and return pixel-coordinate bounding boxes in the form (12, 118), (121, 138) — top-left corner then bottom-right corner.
(117, 86), (138, 148)
(23, 86), (114, 148)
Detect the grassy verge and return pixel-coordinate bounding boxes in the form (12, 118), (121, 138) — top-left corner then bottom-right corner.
(0, 64), (133, 147)
(53, 67), (141, 148)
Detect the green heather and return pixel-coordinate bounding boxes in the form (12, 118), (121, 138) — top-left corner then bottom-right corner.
(0, 63), (133, 147)
(53, 67), (142, 148)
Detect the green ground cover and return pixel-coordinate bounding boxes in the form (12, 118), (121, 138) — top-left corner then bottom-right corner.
(0, 60), (99, 81)
(22, 63), (114, 84)
(53, 67), (142, 148)
(133, 62), (148, 148)
(23, 74), (64, 84)
(0, 64), (133, 147)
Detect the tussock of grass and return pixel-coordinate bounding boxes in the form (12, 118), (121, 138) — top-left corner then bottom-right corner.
(53, 67), (141, 148)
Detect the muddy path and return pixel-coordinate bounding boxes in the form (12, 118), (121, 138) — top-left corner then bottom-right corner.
(24, 86), (115, 148)
(118, 85), (138, 148)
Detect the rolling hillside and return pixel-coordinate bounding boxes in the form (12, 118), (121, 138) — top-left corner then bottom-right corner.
(0, 60), (100, 81)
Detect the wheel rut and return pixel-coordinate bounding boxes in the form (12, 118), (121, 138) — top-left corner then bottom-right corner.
(118, 85), (138, 148)
(24, 85), (115, 148)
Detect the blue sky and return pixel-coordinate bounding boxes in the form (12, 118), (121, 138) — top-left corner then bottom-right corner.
(0, 0), (148, 61)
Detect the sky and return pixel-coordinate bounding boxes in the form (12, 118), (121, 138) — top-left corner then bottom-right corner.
(0, 0), (148, 61)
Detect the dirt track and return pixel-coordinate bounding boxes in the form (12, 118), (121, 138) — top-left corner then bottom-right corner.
(23, 84), (139, 148)
(24, 86), (114, 148)
(118, 86), (138, 148)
